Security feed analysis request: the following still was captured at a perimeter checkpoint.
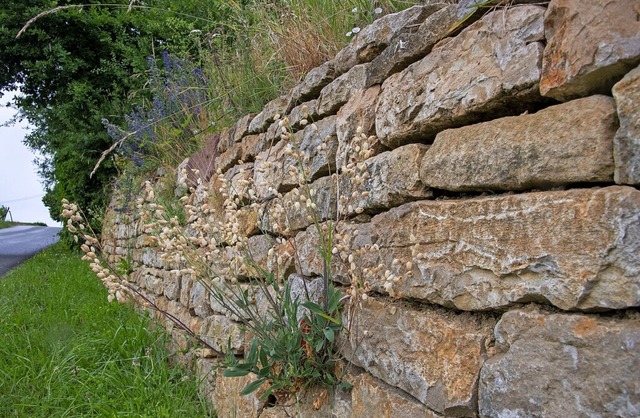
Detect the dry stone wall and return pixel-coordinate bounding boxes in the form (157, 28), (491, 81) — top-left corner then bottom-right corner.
(103, 1), (640, 416)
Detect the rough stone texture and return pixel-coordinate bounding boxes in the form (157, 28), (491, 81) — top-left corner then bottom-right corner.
(288, 99), (320, 130)
(375, 6), (546, 148)
(540, 0), (640, 101)
(261, 175), (337, 237)
(613, 65), (640, 185)
(288, 274), (324, 322)
(366, 3), (455, 87)
(253, 140), (288, 200)
(281, 116), (338, 190)
(343, 298), (496, 415)
(248, 96), (289, 134)
(201, 314), (245, 354)
(317, 64), (369, 118)
(240, 134), (269, 163)
(214, 141), (243, 174)
(351, 373), (441, 418)
(213, 373), (267, 418)
(233, 113), (255, 143)
(334, 5), (438, 76)
(336, 86), (382, 170)
(195, 358), (218, 407)
(480, 306), (640, 417)
(215, 127), (235, 155)
(340, 143), (432, 216)
(288, 61), (336, 109)
(190, 280), (213, 317)
(420, 95), (617, 191)
(224, 163), (254, 205)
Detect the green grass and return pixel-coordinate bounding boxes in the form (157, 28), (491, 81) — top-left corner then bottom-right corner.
(0, 243), (214, 417)
(0, 220), (48, 229)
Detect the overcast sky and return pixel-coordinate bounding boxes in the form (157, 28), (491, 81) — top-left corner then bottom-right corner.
(0, 90), (59, 226)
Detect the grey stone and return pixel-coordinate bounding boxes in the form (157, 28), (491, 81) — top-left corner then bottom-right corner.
(480, 307), (640, 417)
(317, 64), (368, 118)
(540, 0), (640, 101)
(613, 64), (640, 185)
(375, 5), (546, 148)
(420, 95), (617, 191)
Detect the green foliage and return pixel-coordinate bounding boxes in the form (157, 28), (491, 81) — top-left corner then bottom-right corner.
(0, 244), (212, 417)
(0, 205), (8, 221)
(221, 280), (344, 400)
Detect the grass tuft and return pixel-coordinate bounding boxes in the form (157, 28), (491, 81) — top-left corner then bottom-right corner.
(0, 243), (214, 417)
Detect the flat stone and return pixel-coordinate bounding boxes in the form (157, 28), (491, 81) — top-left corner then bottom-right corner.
(201, 314), (245, 354)
(233, 113), (255, 143)
(375, 5), (546, 149)
(213, 373), (267, 418)
(224, 163), (254, 205)
(340, 143), (432, 216)
(240, 133), (269, 163)
(420, 95), (617, 191)
(288, 61), (337, 109)
(479, 306), (640, 417)
(253, 140), (288, 200)
(214, 141), (242, 174)
(215, 127), (234, 155)
(342, 298), (496, 415)
(190, 280), (213, 317)
(248, 96), (289, 134)
(540, 0), (640, 101)
(288, 99), (320, 130)
(366, 3), (455, 87)
(281, 116), (338, 190)
(613, 65), (640, 185)
(351, 373), (441, 418)
(336, 86), (383, 171)
(334, 5), (439, 76)
(261, 175), (337, 237)
(317, 64), (368, 118)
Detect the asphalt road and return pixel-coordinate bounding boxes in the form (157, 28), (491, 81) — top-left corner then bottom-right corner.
(0, 226), (62, 276)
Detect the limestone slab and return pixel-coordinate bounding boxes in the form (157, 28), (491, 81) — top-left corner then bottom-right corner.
(201, 314), (245, 354)
(479, 307), (640, 417)
(420, 95), (617, 191)
(613, 65), (640, 185)
(317, 64), (368, 118)
(375, 5), (546, 148)
(540, 0), (640, 101)
(343, 298), (496, 415)
(248, 95), (288, 134)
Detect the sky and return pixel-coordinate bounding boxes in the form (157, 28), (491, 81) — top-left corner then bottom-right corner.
(0, 90), (59, 226)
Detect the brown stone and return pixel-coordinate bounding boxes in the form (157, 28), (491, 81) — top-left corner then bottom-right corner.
(366, 3), (455, 87)
(340, 143), (432, 216)
(480, 306), (640, 417)
(420, 95), (617, 191)
(214, 141), (242, 174)
(540, 0), (640, 101)
(351, 373), (441, 418)
(224, 163), (254, 205)
(375, 6), (546, 148)
(343, 297), (496, 415)
(213, 373), (267, 418)
(240, 133), (269, 163)
(613, 64), (640, 185)
(288, 61), (337, 109)
(281, 116), (338, 190)
(253, 140), (288, 200)
(317, 64), (369, 118)
(336, 85), (382, 170)
(233, 113), (255, 143)
(334, 5), (440, 76)
(201, 314), (245, 354)
(248, 96), (289, 134)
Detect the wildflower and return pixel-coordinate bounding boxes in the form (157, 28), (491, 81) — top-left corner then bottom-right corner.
(374, 7), (383, 14)
(352, 27), (361, 34)
(352, 7), (358, 13)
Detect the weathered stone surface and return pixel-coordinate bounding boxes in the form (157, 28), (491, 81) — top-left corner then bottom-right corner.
(343, 298), (496, 415)
(317, 64), (368, 118)
(340, 143), (432, 216)
(248, 96), (289, 134)
(288, 61), (336, 109)
(215, 127), (234, 155)
(233, 113), (255, 143)
(240, 133), (269, 163)
(613, 65), (640, 185)
(334, 5), (438, 76)
(376, 6), (546, 148)
(224, 163), (254, 204)
(213, 373), (267, 418)
(260, 383), (353, 417)
(288, 99), (319, 130)
(480, 306), (640, 417)
(246, 234), (295, 279)
(420, 95), (617, 191)
(195, 358), (218, 405)
(190, 280), (213, 317)
(253, 139), (288, 200)
(180, 273), (195, 308)
(164, 269), (181, 300)
(288, 274), (324, 322)
(366, 4), (455, 87)
(261, 175), (337, 237)
(540, 0), (640, 101)
(281, 116), (338, 190)
(351, 373), (441, 418)
(214, 141), (242, 174)
(298, 187), (640, 311)
(201, 314), (245, 354)
(336, 86), (382, 170)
